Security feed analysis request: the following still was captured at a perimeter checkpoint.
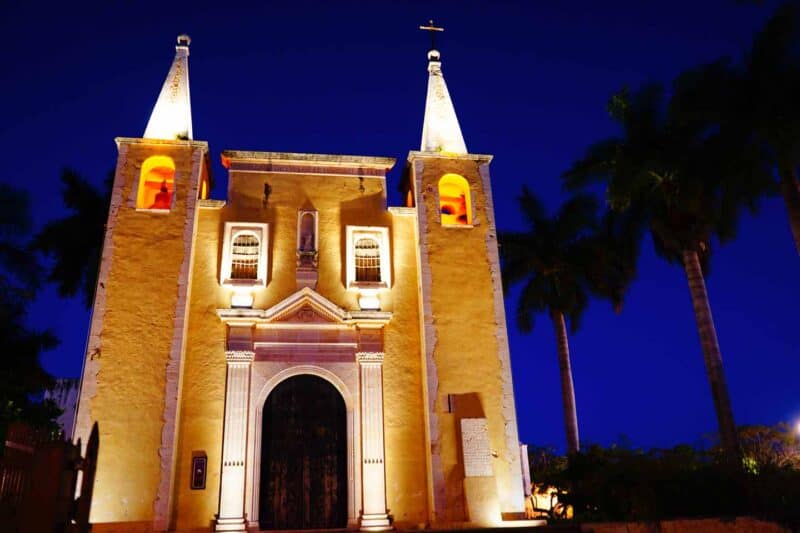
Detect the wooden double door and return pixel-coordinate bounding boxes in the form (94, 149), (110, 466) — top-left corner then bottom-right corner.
(259, 375), (348, 530)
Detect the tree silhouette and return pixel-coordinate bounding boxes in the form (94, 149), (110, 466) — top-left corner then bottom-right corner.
(33, 169), (112, 308)
(565, 83), (772, 461)
(500, 188), (636, 454)
(0, 183), (59, 442)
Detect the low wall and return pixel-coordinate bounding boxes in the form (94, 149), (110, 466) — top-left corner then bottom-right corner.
(583, 516), (787, 533)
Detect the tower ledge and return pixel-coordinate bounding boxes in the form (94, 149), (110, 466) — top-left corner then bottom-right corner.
(407, 150), (492, 163)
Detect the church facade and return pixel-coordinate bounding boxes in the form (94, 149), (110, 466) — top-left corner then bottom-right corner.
(73, 35), (528, 532)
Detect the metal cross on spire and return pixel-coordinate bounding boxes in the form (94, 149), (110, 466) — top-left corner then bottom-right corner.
(419, 19), (444, 51)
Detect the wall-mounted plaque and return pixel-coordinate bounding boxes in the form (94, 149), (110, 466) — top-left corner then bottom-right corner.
(461, 418), (493, 478)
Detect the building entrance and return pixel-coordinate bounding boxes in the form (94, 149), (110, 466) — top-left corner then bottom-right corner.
(259, 374), (347, 530)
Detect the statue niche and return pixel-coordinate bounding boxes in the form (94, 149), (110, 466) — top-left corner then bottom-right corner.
(296, 210), (319, 289)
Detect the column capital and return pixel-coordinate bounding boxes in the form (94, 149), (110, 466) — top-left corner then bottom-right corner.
(356, 351), (385, 363)
(225, 350), (254, 363)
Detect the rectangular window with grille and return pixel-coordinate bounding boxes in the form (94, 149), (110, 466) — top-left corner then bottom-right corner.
(355, 238), (381, 282)
(345, 226), (390, 290)
(231, 233), (259, 280)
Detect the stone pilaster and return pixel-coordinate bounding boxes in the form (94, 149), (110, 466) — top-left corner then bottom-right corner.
(357, 352), (392, 531)
(215, 350), (254, 532)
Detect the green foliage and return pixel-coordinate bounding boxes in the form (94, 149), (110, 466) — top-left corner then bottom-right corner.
(499, 188), (636, 333)
(534, 434), (800, 529)
(739, 423), (800, 470)
(564, 81), (773, 273)
(0, 182), (61, 446)
(33, 168), (112, 308)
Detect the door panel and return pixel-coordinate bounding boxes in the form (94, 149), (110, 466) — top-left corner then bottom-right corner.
(260, 375), (347, 530)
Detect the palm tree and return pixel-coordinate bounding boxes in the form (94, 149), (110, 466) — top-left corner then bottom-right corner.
(564, 84), (772, 461)
(500, 189), (635, 454)
(33, 169), (112, 308)
(671, 4), (800, 253)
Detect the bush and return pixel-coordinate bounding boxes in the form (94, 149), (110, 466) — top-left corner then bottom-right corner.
(530, 439), (800, 529)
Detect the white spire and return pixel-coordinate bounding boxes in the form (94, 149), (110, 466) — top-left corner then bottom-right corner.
(420, 49), (467, 154)
(143, 35), (193, 141)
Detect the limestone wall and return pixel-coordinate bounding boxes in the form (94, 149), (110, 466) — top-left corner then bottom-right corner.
(75, 139), (206, 525)
(411, 153), (524, 524)
(172, 163), (428, 528)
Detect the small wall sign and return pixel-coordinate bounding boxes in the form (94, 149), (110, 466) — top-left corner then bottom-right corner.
(191, 451), (207, 490)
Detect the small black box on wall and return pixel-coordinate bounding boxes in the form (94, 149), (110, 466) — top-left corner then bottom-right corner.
(191, 451), (207, 490)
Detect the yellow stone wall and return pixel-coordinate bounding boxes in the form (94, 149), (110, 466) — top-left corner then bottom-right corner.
(82, 147), (517, 530)
(83, 140), (205, 524)
(382, 210), (428, 527)
(412, 154), (520, 523)
(172, 201), (226, 531)
(171, 165), (428, 529)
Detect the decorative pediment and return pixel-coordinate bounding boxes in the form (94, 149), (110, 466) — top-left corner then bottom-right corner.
(217, 287), (392, 327)
(263, 287), (348, 324)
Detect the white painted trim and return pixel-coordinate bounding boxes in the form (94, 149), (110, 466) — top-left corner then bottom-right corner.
(154, 146), (205, 531)
(410, 158), (446, 521)
(263, 286), (348, 323)
(220, 222), (269, 287)
(478, 162), (525, 512)
(345, 226), (391, 289)
(247, 365), (359, 527)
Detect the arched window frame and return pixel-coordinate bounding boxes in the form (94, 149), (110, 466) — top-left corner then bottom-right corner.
(437, 173), (473, 227)
(345, 226), (390, 289)
(136, 155), (176, 211)
(220, 222), (269, 287)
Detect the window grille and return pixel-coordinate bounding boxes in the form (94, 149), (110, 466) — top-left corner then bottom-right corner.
(231, 234), (259, 280)
(355, 237), (381, 282)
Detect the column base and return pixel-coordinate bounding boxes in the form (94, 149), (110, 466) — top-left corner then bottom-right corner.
(214, 517), (248, 532)
(360, 512), (393, 531)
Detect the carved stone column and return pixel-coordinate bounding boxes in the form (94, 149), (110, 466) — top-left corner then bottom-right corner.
(215, 350), (254, 532)
(357, 351), (392, 531)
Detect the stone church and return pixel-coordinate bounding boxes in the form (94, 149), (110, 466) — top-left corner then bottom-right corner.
(73, 34), (530, 532)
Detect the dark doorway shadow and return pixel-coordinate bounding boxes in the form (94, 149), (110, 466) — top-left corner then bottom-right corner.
(259, 375), (347, 530)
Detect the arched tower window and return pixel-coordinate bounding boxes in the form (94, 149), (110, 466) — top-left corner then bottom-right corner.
(230, 232), (260, 280)
(438, 173), (472, 226)
(137, 155), (175, 210)
(354, 237), (381, 282)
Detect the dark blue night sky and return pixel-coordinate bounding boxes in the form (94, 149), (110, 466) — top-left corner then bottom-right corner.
(2, 1), (797, 452)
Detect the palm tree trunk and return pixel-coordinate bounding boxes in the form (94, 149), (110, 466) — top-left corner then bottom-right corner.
(682, 250), (739, 461)
(779, 166), (800, 254)
(551, 310), (580, 455)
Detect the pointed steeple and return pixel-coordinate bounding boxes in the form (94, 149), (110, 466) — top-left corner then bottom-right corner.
(420, 49), (467, 154)
(143, 35), (193, 141)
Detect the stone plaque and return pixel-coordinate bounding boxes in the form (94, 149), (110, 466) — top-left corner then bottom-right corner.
(461, 418), (493, 478)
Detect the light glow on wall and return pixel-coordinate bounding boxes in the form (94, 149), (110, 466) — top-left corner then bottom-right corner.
(230, 289), (254, 309)
(357, 289), (380, 310)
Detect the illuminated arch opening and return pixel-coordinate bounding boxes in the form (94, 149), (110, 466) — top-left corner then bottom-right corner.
(438, 173), (472, 226)
(199, 177), (208, 200)
(137, 155), (175, 209)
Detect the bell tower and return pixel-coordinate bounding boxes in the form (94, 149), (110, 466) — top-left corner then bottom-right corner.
(73, 35), (211, 530)
(405, 35), (525, 524)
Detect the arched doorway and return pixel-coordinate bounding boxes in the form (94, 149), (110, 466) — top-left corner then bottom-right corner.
(259, 374), (347, 530)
